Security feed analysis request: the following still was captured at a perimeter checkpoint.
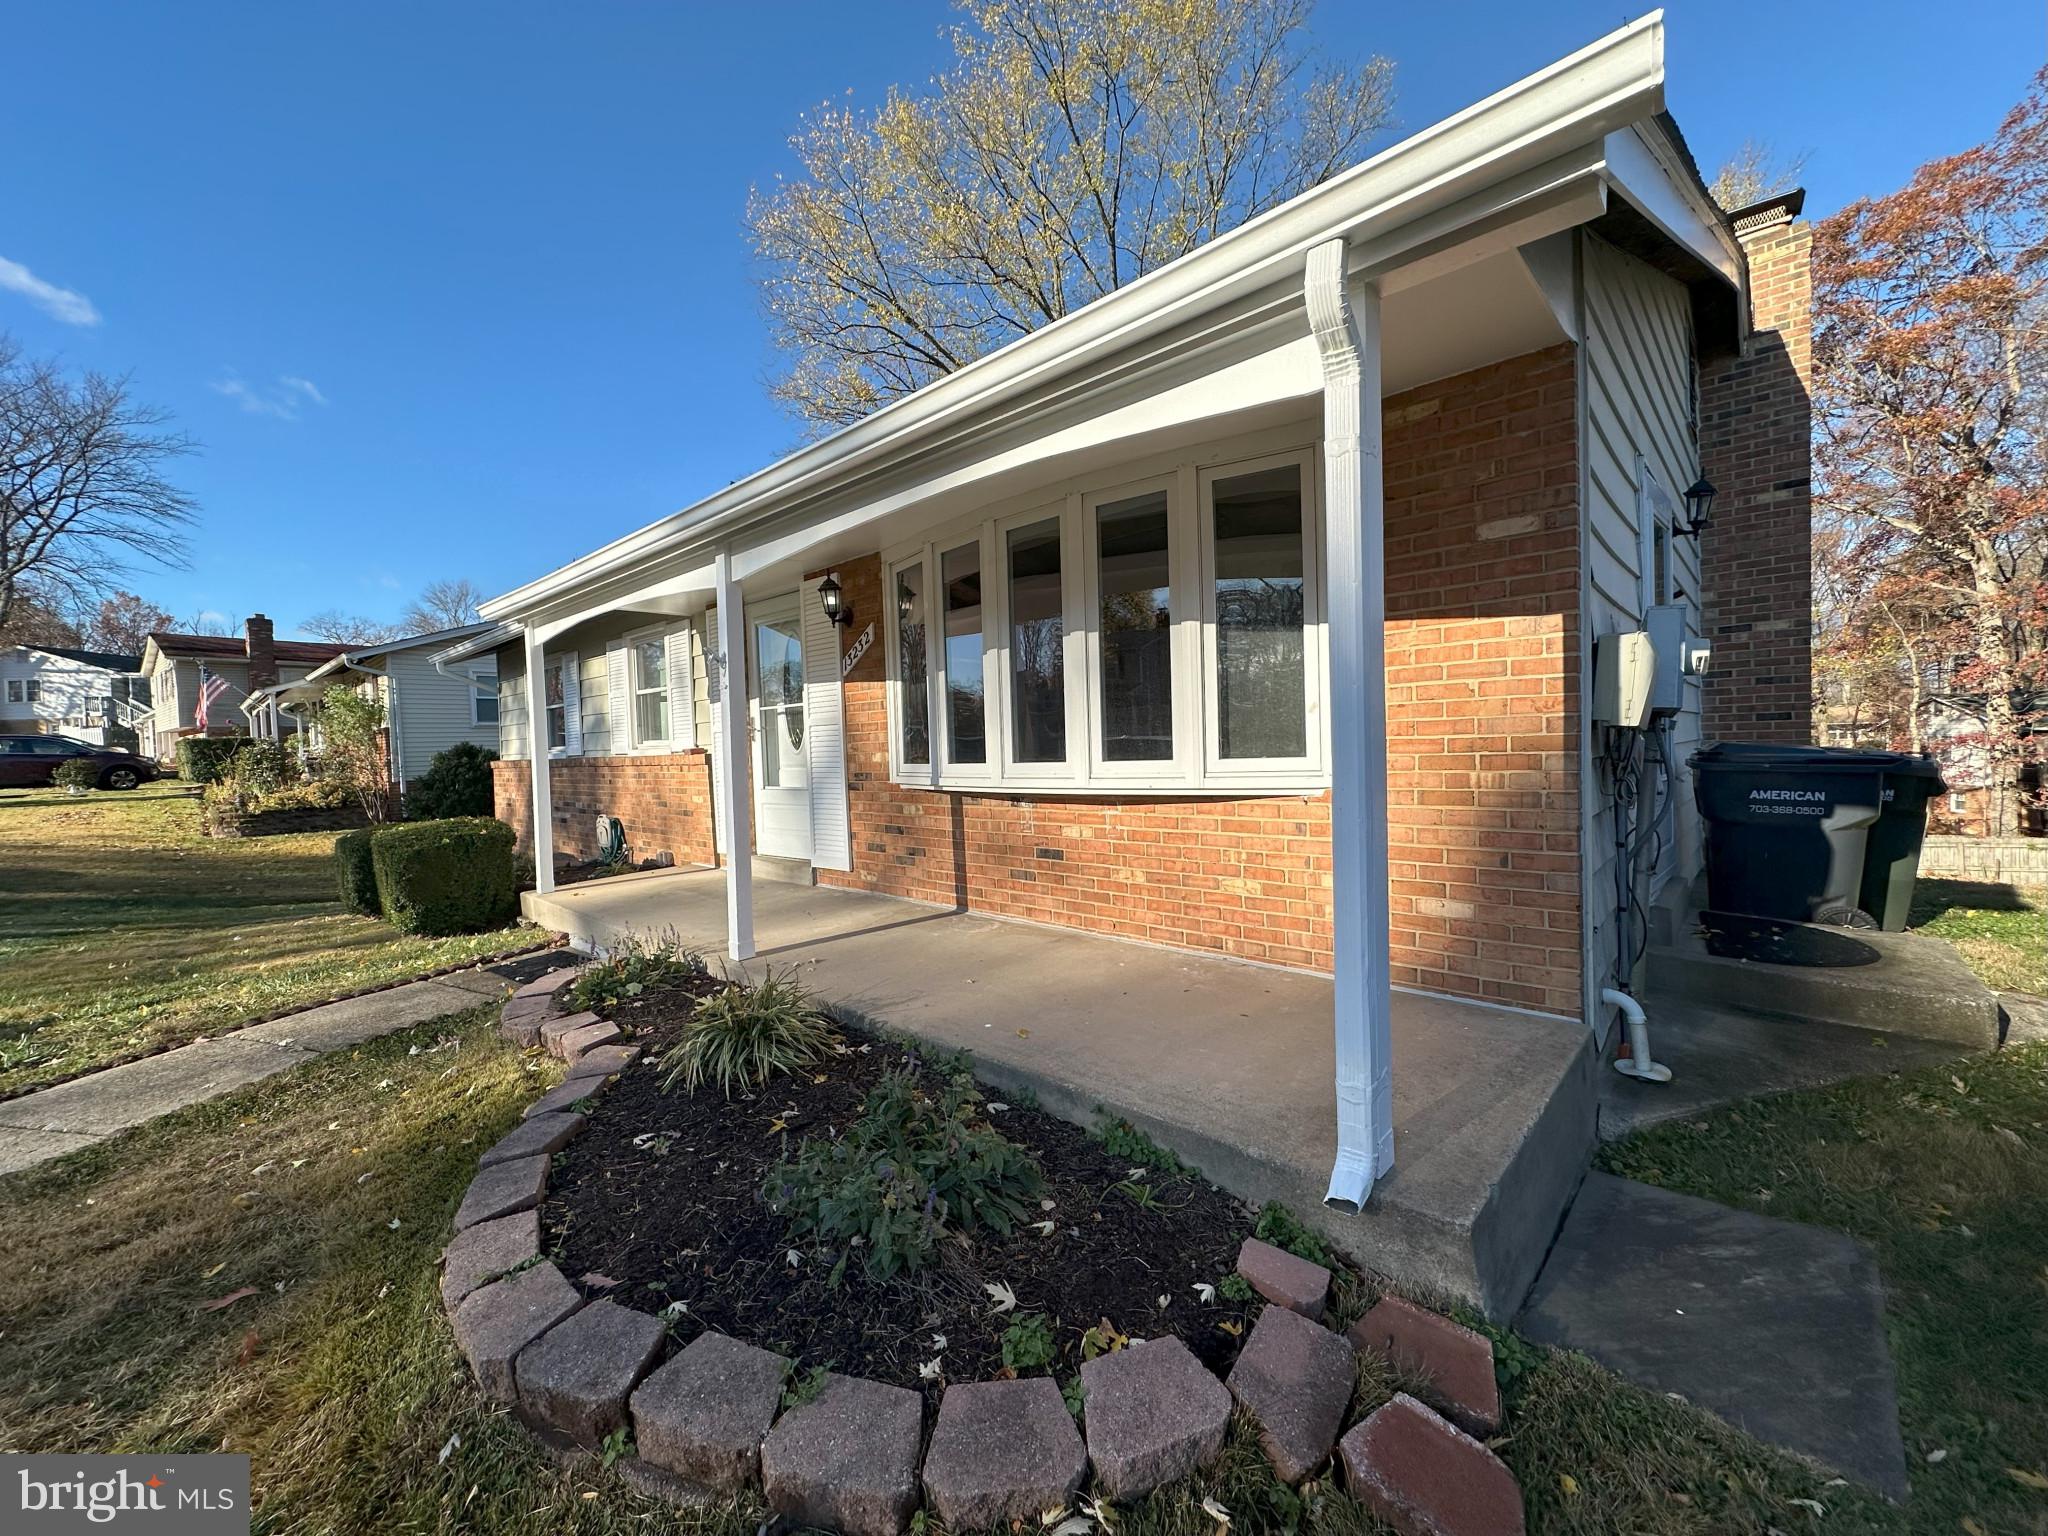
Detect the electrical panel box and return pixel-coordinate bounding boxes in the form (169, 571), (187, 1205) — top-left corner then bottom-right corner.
(1646, 604), (1711, 718)
(1592, 630), (1656, 728)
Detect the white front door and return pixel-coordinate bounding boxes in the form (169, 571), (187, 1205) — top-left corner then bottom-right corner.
(749, 596), (813, 861)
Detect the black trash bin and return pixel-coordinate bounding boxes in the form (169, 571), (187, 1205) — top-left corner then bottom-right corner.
(1691, 743), (1943, 928)
(1860, 755), (1947, 930)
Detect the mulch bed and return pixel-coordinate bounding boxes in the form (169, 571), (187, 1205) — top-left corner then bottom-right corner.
(541, 981), (1258, 1402)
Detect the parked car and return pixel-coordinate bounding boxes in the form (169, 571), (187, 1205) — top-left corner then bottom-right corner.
(0, 734), (162, 790)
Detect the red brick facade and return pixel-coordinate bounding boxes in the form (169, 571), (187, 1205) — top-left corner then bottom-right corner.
(816, 345), (1583, 1016)
(494, 752), (716, 869)
(1701, 203), (1814, 743)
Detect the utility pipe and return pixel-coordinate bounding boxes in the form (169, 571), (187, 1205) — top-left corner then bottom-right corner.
(1604, 988), (1670, 1082)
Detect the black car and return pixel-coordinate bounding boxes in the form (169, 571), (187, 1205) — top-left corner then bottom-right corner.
(0, 734), (162, 790)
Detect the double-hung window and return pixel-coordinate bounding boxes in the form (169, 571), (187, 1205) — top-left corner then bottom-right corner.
(543, 659), (568, 752)
(884, 444), (1323, 793)
(472, 675), (500, 726)
(631, 636), (669, 746)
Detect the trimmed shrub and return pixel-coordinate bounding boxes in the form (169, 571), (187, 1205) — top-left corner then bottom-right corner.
(369, 817), (516, 935)
(404, 741), (498, 821)
(52, 758), (99, 794)
(177, 735), (249, 784)
(334, 829), (379, 916)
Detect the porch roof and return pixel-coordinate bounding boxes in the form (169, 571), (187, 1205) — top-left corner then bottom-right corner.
(480, 11), (1728, 631)
(521, 866), (1595, 1317)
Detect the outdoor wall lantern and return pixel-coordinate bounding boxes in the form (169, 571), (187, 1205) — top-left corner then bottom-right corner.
(1678, 476), (1717, 538)
(818, 572), (852, 627)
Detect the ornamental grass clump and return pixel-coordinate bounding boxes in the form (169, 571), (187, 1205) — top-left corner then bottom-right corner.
(660, 968), (835, 1096)
(766, 1064), (1044, 1280)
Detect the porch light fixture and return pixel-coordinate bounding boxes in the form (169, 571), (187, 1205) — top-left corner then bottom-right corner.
(817, 572), (851, 627)
(1678, 476), (1716, 538)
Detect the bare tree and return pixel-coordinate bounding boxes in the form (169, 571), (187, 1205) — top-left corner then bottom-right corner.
(178, 610), (239, 637)
(750, 0), (1395, 430)
(400, 577), (485, 635)
(0, 336), (196, 632)
(84, 591), (176, 653)
(299, 610), (399, 646)
(1709, 139), (1812, 212)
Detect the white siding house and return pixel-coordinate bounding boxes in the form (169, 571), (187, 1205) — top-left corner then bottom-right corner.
(0, 646), (150, 744)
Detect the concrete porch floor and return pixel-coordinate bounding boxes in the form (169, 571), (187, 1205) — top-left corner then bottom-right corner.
(523, 867), (1597, 1318)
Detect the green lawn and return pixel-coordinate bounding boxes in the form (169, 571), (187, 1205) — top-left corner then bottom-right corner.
(0, 1007), (1899, 1536)
(1909, 878), (2048, 995)
(0, 782), (542, 1097)
(1601, 1042), (2048, 1536)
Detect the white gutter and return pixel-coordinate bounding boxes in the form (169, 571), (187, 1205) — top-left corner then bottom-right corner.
(480, 12), (1668, 624)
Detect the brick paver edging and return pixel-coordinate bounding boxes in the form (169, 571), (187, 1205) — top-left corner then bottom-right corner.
(443, 972), (1528, 1534)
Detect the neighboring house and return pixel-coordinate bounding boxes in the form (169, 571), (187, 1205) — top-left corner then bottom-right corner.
(443, 18), (1813, 1211)
(253, 625), (501, 797)
(0, 646), (152, 746)
(138, 616), (347, 762)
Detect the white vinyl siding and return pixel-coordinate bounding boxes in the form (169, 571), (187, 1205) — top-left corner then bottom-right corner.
(1579, 230), (1704, 1004)
(381, 649), (502, 784)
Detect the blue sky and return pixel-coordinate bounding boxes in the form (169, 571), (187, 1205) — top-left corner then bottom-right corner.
(3, 2), (2039, 639)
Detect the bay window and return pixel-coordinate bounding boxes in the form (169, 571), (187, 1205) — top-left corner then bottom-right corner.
(884, 444), (1322, 792)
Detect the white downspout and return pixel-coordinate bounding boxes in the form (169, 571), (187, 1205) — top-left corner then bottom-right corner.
(1605, 988), (1670, 1082)
(713, 549), (755, 960)
(1308, 237), (1395, 1212)
(524, 625), (557, 894)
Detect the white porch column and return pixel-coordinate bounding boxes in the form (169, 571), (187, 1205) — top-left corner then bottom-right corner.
(713, 549), (755, 960)
(1307, 238), (1395, 1210)
(523, 624), (556, 895)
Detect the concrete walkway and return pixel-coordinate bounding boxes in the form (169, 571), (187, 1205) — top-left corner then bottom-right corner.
(523, 867), (1597, 1319)
(0, 954), (564, 1177)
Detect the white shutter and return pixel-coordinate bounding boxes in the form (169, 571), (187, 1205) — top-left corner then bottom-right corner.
(606, 640), (630, 754)
(666, 627), (695, 750)
(705, 613), (728, 855)
(802, 577), (852, 871)
(560, 651), (582, 755)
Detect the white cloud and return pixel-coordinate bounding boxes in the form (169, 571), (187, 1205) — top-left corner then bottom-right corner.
(0, 255), (101, 326)
(213, 371), (329, 420)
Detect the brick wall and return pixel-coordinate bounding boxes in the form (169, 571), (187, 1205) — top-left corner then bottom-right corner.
(1701, 202), (1814, 743)
(818, 344), (1582, 1016)
(493, 753), (716, 869)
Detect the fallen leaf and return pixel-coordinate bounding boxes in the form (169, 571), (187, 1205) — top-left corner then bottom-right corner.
(438, 1432), (461, 1465)
(1787, 1497), (1825, 1516)
(919, 1357), (943, 1381)
(1200, 1496), (1231, 1529)
(1031, 1221), (1057, 1237)
(985, 1280), (1018, 1313)
(1016, 1028), (1031, 1038)
(1559, 1474), (1581, 1497)
(2007, 1467), (2048, 1490)
(1962, 1519), (1989, 1536)
(1926, 1449), (1949, 1464)
(1215, 1320), (1242, 1337)
(930, 1332), (947, 1351)
(1193, 1282), (1217, 1304)
(579, 1272), (621, 1291)
(766, 1117), (787, 1135)
(201, 1287), (260, 1313)
(236, 1328), (260, 1365)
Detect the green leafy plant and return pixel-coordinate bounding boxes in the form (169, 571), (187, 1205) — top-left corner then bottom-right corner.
(368, 817), (516, 936)
(1254, 1202), (1332, 1268)
(175, 735), (250, 784)
(311, 684), (392, 822)
(51, 758), (99, 793)
(1001, 1313), (1055, 1373)
(766, 1065), (1044, 1279)
(403, 741), (498, 820)
(598, 1426), (633, 1469)
(1060, 1375), (1085, 1420)
(1219, 1272), (1255, 1303)
(566, 932), (706, 1013)
(781, 1364), (831, 1412)
(1112, 1177), (1160, 1210)
(661, 969), (836, 1096)
(1095, 1114), (1189, 1176)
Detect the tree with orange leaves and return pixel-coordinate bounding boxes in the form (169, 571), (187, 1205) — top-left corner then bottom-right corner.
(1813, 70), (2048, 835)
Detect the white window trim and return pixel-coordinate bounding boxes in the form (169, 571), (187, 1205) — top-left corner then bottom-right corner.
(881, 439), (1328, 797)
(932, 530), (994, 784)
(623, 626), (672, 753)
(5, 679), (21, 703)
(470, 674), (499, 727)
(542, 653), (579, 757)
(1197, 448), (1326, 786)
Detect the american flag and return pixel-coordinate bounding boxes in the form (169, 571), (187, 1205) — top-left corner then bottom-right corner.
(195, 665), (231, 729)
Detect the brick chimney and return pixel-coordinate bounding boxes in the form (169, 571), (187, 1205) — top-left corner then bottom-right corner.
(1698, 191), (1814, 745)
(245, 614), (278, 690)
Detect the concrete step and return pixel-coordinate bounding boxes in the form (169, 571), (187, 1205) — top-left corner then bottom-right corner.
(1647, 911), (2000, 1049)
(752, 856), (815, 887)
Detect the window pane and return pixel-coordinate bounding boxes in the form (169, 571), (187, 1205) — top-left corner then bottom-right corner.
(942, 542), (985, 764)
(544, 662), (567, 749)
(1213, 465), (1307, 760)
(896, 563), (929, 766)
(1007, 518), (1065, 762)
(635, 639), (668, 741)
(475, 690), (500, 724)
(1097, 490), (1173, 761)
